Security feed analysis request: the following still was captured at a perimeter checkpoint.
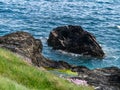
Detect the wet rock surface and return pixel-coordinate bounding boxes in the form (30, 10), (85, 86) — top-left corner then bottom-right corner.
(48, 25), (105, 58)
(71, 66), (120, 90)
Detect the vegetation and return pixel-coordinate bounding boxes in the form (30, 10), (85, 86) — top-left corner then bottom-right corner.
(0, 48), (93, 90)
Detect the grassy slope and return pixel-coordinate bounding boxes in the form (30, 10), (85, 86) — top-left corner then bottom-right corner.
(0, 48), (93, 90)
(0, 75), (29, 90)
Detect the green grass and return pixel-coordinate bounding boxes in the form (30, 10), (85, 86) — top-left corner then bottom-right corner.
(58, 69), (78, 75)
(0, 48), (94, 90)
(0, 75), (29, 90)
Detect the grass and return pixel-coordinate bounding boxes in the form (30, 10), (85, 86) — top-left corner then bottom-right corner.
(58, 69), (78, 75)
(0, 75), (29, 90)
(45, 68), (77, 76)
(0, 48), (94, 90)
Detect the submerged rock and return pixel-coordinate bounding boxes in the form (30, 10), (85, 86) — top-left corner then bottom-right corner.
(48, 25), (105, 58)
(0, 31), (71, 69)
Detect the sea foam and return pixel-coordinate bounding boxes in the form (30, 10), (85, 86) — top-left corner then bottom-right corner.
(117, 25), (120, 29)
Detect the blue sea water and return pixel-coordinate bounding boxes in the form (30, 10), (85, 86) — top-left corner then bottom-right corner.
(0, 0), (120, 69)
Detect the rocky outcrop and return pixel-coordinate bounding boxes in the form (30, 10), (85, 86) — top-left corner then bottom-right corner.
(48, 25), (105, 58)
(71, 66), (120, 90)
(0, 31), (119, 90)
(0, 31), (71, 69)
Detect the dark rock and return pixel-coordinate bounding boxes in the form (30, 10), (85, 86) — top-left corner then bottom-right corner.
(57, 61), (71, 69)
(70, 66), (120, 90)
(71, 66), (90, 76)
(0, 31), (71, 69)
(0, 31), (44, 66)
(48, 25), (105, 58)
(0, 31), (42, 57)
(0, 31), (119, 90)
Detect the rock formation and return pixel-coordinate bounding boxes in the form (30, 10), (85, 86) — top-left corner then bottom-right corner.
(71, 66), (120, 90)
(0, 31), (119, 90)
(48, 25), (105, 58)
(0, 31), (71, 69)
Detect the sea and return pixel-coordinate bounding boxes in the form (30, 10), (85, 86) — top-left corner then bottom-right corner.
(0, 0), (120, 69)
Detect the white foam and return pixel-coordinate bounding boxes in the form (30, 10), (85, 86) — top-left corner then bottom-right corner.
(57, 50), (81, 57)
(102, 45), (120, 60)
(117, 25), (120, 29)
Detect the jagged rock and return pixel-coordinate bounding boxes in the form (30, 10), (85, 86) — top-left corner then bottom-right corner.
(70, 66), (120, 90)
(0, 31), (42, 58)
(0, 31), (119, 90)
(0, 31), (71, 69)
(48, 25), (105, 58)
(0, 31), (45, 67)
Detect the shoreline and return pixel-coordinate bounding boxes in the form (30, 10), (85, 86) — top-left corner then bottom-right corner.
(0, 31), (120, 90)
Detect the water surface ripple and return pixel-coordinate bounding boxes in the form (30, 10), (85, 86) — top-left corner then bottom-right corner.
(0, 0), (120, 69)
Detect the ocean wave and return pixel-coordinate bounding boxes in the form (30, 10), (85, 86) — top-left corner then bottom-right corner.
(0, 0), (120, 69)
(57, 50), (82, 57)
(117, 25), (120, 29)
(56, 50), (94, 58)
(107, 25), (120, 30)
